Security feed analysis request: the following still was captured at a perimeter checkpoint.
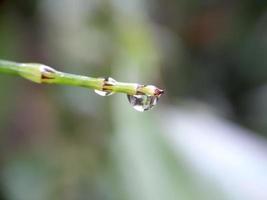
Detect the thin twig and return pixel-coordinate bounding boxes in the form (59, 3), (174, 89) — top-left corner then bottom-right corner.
(0, 59), (164, 97)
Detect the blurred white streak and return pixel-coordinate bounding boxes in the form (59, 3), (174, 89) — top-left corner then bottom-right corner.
(161, 102), (267, 200)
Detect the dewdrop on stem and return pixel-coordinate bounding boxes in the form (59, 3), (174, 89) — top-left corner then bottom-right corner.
(127, 94), (159, 112)
(94, 77), (117, 96)
(127, 85), (164, 112)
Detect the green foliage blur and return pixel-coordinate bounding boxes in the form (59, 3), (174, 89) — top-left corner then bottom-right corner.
(0, 0), (267, 200)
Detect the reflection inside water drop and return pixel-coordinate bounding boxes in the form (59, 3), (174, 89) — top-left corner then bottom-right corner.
(127, 94), (159, 112)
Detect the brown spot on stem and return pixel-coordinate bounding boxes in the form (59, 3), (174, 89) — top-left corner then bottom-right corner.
(41, 74), (53, 79)
(41, 66), (56, 80)
(154, 88), (164, 97)
(102, 77), (116, 91)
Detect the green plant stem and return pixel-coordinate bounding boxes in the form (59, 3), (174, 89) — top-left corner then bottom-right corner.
(0, 59), (163, 97)
(0, 60), (22, 75)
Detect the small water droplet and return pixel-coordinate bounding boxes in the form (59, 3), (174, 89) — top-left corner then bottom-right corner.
(95, 90), (114, 96)
(94, 77), (117, 96)
(95, 90), (114, 97)
(127, 94), (159, 112)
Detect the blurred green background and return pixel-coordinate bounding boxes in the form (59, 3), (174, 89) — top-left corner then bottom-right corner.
(0, 0), (267, 200)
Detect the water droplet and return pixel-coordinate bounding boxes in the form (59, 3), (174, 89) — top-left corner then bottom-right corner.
(94, 77), (117, 96)
(127, 94), (159, 112)
(94, 90), (114, 96)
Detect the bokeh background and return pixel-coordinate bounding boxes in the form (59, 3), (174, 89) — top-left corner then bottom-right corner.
(0, 0), (267, 200)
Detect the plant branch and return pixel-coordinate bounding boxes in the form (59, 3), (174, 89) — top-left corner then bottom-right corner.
(0, 59), (164, 97)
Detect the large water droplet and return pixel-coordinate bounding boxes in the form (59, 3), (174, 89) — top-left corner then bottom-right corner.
(94, 77), (117, 96)
(127, 94), (159, 112)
